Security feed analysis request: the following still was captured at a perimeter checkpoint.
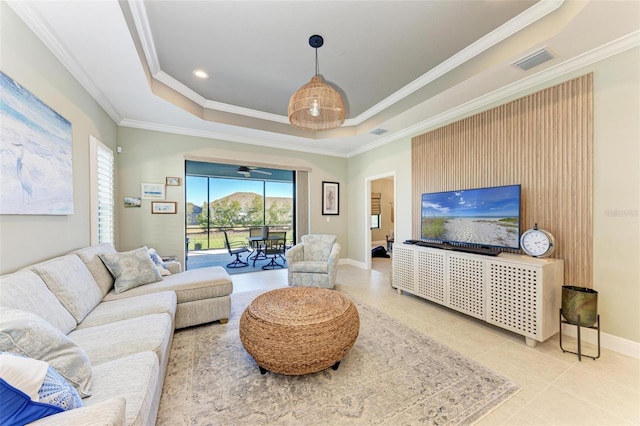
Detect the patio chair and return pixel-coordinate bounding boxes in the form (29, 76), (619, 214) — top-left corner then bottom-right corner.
(222, 229), (250, 268)
(261, 231), (286, 270)
(249, 226), (269, 266)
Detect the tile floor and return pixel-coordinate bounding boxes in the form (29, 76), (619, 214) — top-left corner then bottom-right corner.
(230, 260), (640, 425)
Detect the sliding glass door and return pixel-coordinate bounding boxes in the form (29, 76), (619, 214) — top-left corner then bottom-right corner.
(185, 163), (294, 255)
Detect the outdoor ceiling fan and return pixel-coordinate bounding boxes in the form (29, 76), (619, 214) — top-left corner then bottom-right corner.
(237, 166), (272, 177)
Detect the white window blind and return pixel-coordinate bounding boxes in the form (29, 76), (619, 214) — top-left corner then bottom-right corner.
(90, 136), (114, 245)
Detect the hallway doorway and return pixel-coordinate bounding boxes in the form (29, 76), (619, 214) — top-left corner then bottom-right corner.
(365, 172), (395, 270)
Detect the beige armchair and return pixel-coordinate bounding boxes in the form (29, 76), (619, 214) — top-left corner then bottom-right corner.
(285, 234), (341, 289)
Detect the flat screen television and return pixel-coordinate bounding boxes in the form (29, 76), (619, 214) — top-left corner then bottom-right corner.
(420, 184), (521, 250)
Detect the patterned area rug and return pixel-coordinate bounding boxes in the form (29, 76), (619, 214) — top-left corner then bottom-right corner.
(157, 290), (520, 425)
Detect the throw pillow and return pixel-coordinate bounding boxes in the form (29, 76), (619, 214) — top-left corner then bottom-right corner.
(147, 247), (172, 276)
(0, 307), (93, 398)
(0, 378), (63, 425)
(99, 247), (163, 294)
(0, 352), (84, 410)
(38, 362), (85, 410)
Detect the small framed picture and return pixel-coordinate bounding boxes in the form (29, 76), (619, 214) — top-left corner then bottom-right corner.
(151, 201), (177, 214)
(124, 197), (141, 208)
(166, 177), (181, 186)
(141, 183), (165, 200)
(322, 181), (339, 215)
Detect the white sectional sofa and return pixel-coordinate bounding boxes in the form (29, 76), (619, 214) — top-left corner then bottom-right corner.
(0, 244), (233, 425)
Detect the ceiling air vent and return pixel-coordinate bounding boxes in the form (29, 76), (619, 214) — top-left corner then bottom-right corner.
(513, 48), (554, 71)
(370, 128), (388, 136)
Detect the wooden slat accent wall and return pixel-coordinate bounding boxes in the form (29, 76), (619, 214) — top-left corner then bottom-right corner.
(412, 74), (593, 286)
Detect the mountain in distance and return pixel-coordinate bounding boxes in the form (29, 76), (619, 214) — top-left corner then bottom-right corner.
(214, 192), (291, 208)
(186, 192), (291, 213)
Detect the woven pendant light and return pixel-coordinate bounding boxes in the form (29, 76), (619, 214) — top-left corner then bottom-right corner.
(288, 35), (345, 132)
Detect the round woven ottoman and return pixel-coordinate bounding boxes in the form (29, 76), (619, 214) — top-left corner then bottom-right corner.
(239, 286), (360, 375)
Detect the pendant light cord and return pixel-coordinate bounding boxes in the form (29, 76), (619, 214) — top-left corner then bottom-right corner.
(315, 48), (319, 76)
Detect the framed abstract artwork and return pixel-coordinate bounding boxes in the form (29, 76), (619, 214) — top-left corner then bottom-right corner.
(0, 71), (73, 215)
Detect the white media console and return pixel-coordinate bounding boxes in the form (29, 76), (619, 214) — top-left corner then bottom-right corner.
(392, 243), (564, 347)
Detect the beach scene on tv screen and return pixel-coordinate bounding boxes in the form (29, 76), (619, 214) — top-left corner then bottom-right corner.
(421, 186), (520, 249)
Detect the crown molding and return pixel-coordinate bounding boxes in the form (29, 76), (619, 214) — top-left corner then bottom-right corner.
(11, 0), (637, 159)
(120, 30), (638, 159)
(131, 1), (290, 125)
(128, 0), (160, 75)
(350, 0), (565, 125)
(153, 69), (293, 124)
(154, 70), (208, 105)
(347, 30), (640, 158)
(129, 0), (564, 126)
(202, 100), (290, 124)
(118, 119), (349, 158)
(7, 1), (123, 124)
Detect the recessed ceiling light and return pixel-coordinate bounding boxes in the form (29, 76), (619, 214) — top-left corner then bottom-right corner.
(193, 69), (209, 79)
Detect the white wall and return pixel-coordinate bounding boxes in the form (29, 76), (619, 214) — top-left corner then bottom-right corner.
(0, 3), (118, 274)
(591, 47), (640, 344)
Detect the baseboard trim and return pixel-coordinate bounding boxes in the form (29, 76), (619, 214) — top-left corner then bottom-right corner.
(340, 258), (366, 269)
(560, 324), (640, 359)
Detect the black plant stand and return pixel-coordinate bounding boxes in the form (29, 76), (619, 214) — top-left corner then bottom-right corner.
(559, 308), (601, 361)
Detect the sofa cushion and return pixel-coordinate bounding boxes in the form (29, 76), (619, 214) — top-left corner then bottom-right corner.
(102, 266), (232, 304)
(84, 352), (159, 426)
(69, 313), (173, 366)
(290, 260), (329, 274)
(31, 255), (103, 324)
(301, 234), (337, 261)
(99, 247), (163, 294)
(76, 291), (176, 330)
(0, 270), (77, 334)
(72, 244), (117, 297)
(27, 397), (126, 426)
(0, 308), (92, 398)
